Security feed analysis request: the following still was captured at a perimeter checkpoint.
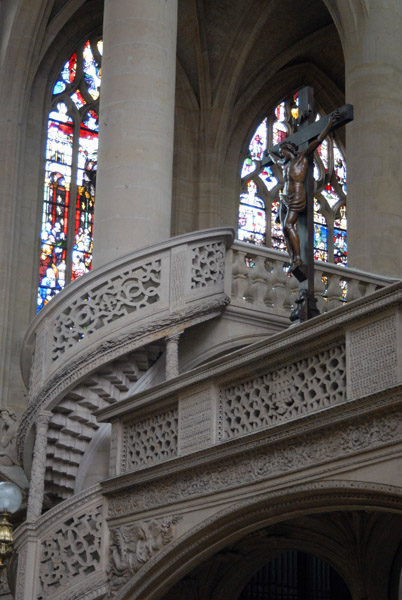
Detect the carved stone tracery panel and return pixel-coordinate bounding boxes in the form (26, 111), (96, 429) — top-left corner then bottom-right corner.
(191, 242), (225, 289)
(52, 260), (162, 360)
(37, 503), (103, 599)
(122, 408), (178, 473)
(220, 345), (346, 440)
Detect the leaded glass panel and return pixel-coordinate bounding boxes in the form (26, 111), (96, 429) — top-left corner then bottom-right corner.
(238, 93), (348, 266)
(38, 36), (102, 312)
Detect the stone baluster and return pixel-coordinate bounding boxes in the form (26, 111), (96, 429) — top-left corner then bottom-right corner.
(325, 273), (342, 310)
(166, 333), (181, 380)
(314, 268), (326, 313)
(270, 260), (290, 312)
(231, 250), (250, 301)
(26, 411), (52, 522)
(249, 255), (270, 306)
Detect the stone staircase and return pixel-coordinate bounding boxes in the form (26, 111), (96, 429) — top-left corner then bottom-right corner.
(45, 344), (162, 499)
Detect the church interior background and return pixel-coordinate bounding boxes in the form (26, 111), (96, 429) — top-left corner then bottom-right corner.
(0, 0), (402, 598)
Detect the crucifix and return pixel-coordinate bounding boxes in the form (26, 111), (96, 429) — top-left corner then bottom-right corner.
(261, 86), (353, 322)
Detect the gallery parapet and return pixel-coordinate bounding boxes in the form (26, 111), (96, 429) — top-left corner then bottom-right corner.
(21, 228), (235, 400)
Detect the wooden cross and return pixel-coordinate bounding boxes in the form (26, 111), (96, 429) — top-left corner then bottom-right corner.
(261, 86), (353, 322)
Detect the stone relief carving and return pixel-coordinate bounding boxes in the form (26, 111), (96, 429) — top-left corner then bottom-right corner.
(107, 516), (182, 597)
(191, 242), (225, 289)
(220, 345), (346, 439)
(122, 408), (178, 472)
(348, 313), (397, 399)
(108, 403), (402, 517)
(52, 260), (162, 360)
(0, 408), (19, 466)
(37, 503), (103, 599)
(0, 408), (29, 490)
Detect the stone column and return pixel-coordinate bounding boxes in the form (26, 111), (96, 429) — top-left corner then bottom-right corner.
(93, 0), (178, 268)
(343, 1), (402, 278)
(166, 333), (181, 379)
(26, 412), (52, 522)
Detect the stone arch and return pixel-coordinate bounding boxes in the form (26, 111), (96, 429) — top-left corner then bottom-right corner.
(115, 480), (402, 600)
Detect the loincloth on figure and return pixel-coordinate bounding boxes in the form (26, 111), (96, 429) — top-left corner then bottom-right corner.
(279, 191), (306, 213)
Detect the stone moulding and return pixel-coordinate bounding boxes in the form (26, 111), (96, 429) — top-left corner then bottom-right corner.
(103, 385), (402, 519)
(111, 480), (402, 600)
(96, 281), (402, 426)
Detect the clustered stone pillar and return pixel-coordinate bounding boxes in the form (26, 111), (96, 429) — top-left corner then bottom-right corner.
(26, 411), (52, 522)
(343, 1), (402, 278)
(166, 333), (181, 380)
(93, 0), (178, 269)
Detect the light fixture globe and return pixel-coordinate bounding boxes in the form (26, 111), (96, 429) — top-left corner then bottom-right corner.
(0, 482), (22, 514)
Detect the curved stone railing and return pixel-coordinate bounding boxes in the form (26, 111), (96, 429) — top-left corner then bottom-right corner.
(21, 229), (234, 402)
(14, 485), (108, 600)
(230, 240), (395, 316)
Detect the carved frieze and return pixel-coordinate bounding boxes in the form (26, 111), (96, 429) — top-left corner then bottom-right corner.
(108, 403), (402, 517)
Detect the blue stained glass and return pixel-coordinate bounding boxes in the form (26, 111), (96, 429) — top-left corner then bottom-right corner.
(53, 81), (66, 94)
(314, 224), (328, 262)
(238, 181), (266, 245)
(334, 229), (347, 265)
(38, 37), (102, 312)
(82, 109), (99, 132)
(61, 53), (77, 84)
(259, 166), (278, 191)
(249, 119), (267, 161)
(71, 90), (86, 109)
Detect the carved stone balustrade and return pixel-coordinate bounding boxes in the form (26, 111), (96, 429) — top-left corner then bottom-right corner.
(230, 240), (395, 317)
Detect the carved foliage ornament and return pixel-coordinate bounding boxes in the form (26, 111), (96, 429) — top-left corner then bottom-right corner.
(107, 516), (182, 597)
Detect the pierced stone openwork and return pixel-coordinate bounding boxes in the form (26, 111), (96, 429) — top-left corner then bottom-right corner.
(37, 503), (103, 599)
(191, 242), (225, 289)
(122, 407), (178, 472)
(220, 344), (346, 440)
(52, 259), (161, 360)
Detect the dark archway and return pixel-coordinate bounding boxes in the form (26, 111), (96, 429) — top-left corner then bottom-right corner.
(238, 550), (351, 600)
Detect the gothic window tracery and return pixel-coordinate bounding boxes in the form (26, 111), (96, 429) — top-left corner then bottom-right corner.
(38, 37), (102, 312)
(238, 94), (348, 266)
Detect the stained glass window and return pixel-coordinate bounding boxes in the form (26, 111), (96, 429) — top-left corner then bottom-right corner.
(238, 93), (348, 266)
(38, 37), (102, 312)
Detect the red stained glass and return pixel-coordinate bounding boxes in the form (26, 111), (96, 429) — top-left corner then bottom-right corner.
(38, 38), (102, 311)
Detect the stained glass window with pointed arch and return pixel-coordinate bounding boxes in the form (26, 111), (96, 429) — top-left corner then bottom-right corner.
(38, 36), (102, 312)
(238, 93), (347, 265)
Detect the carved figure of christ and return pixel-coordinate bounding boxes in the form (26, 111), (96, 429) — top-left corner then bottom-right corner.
(260, 87), (353, 320)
